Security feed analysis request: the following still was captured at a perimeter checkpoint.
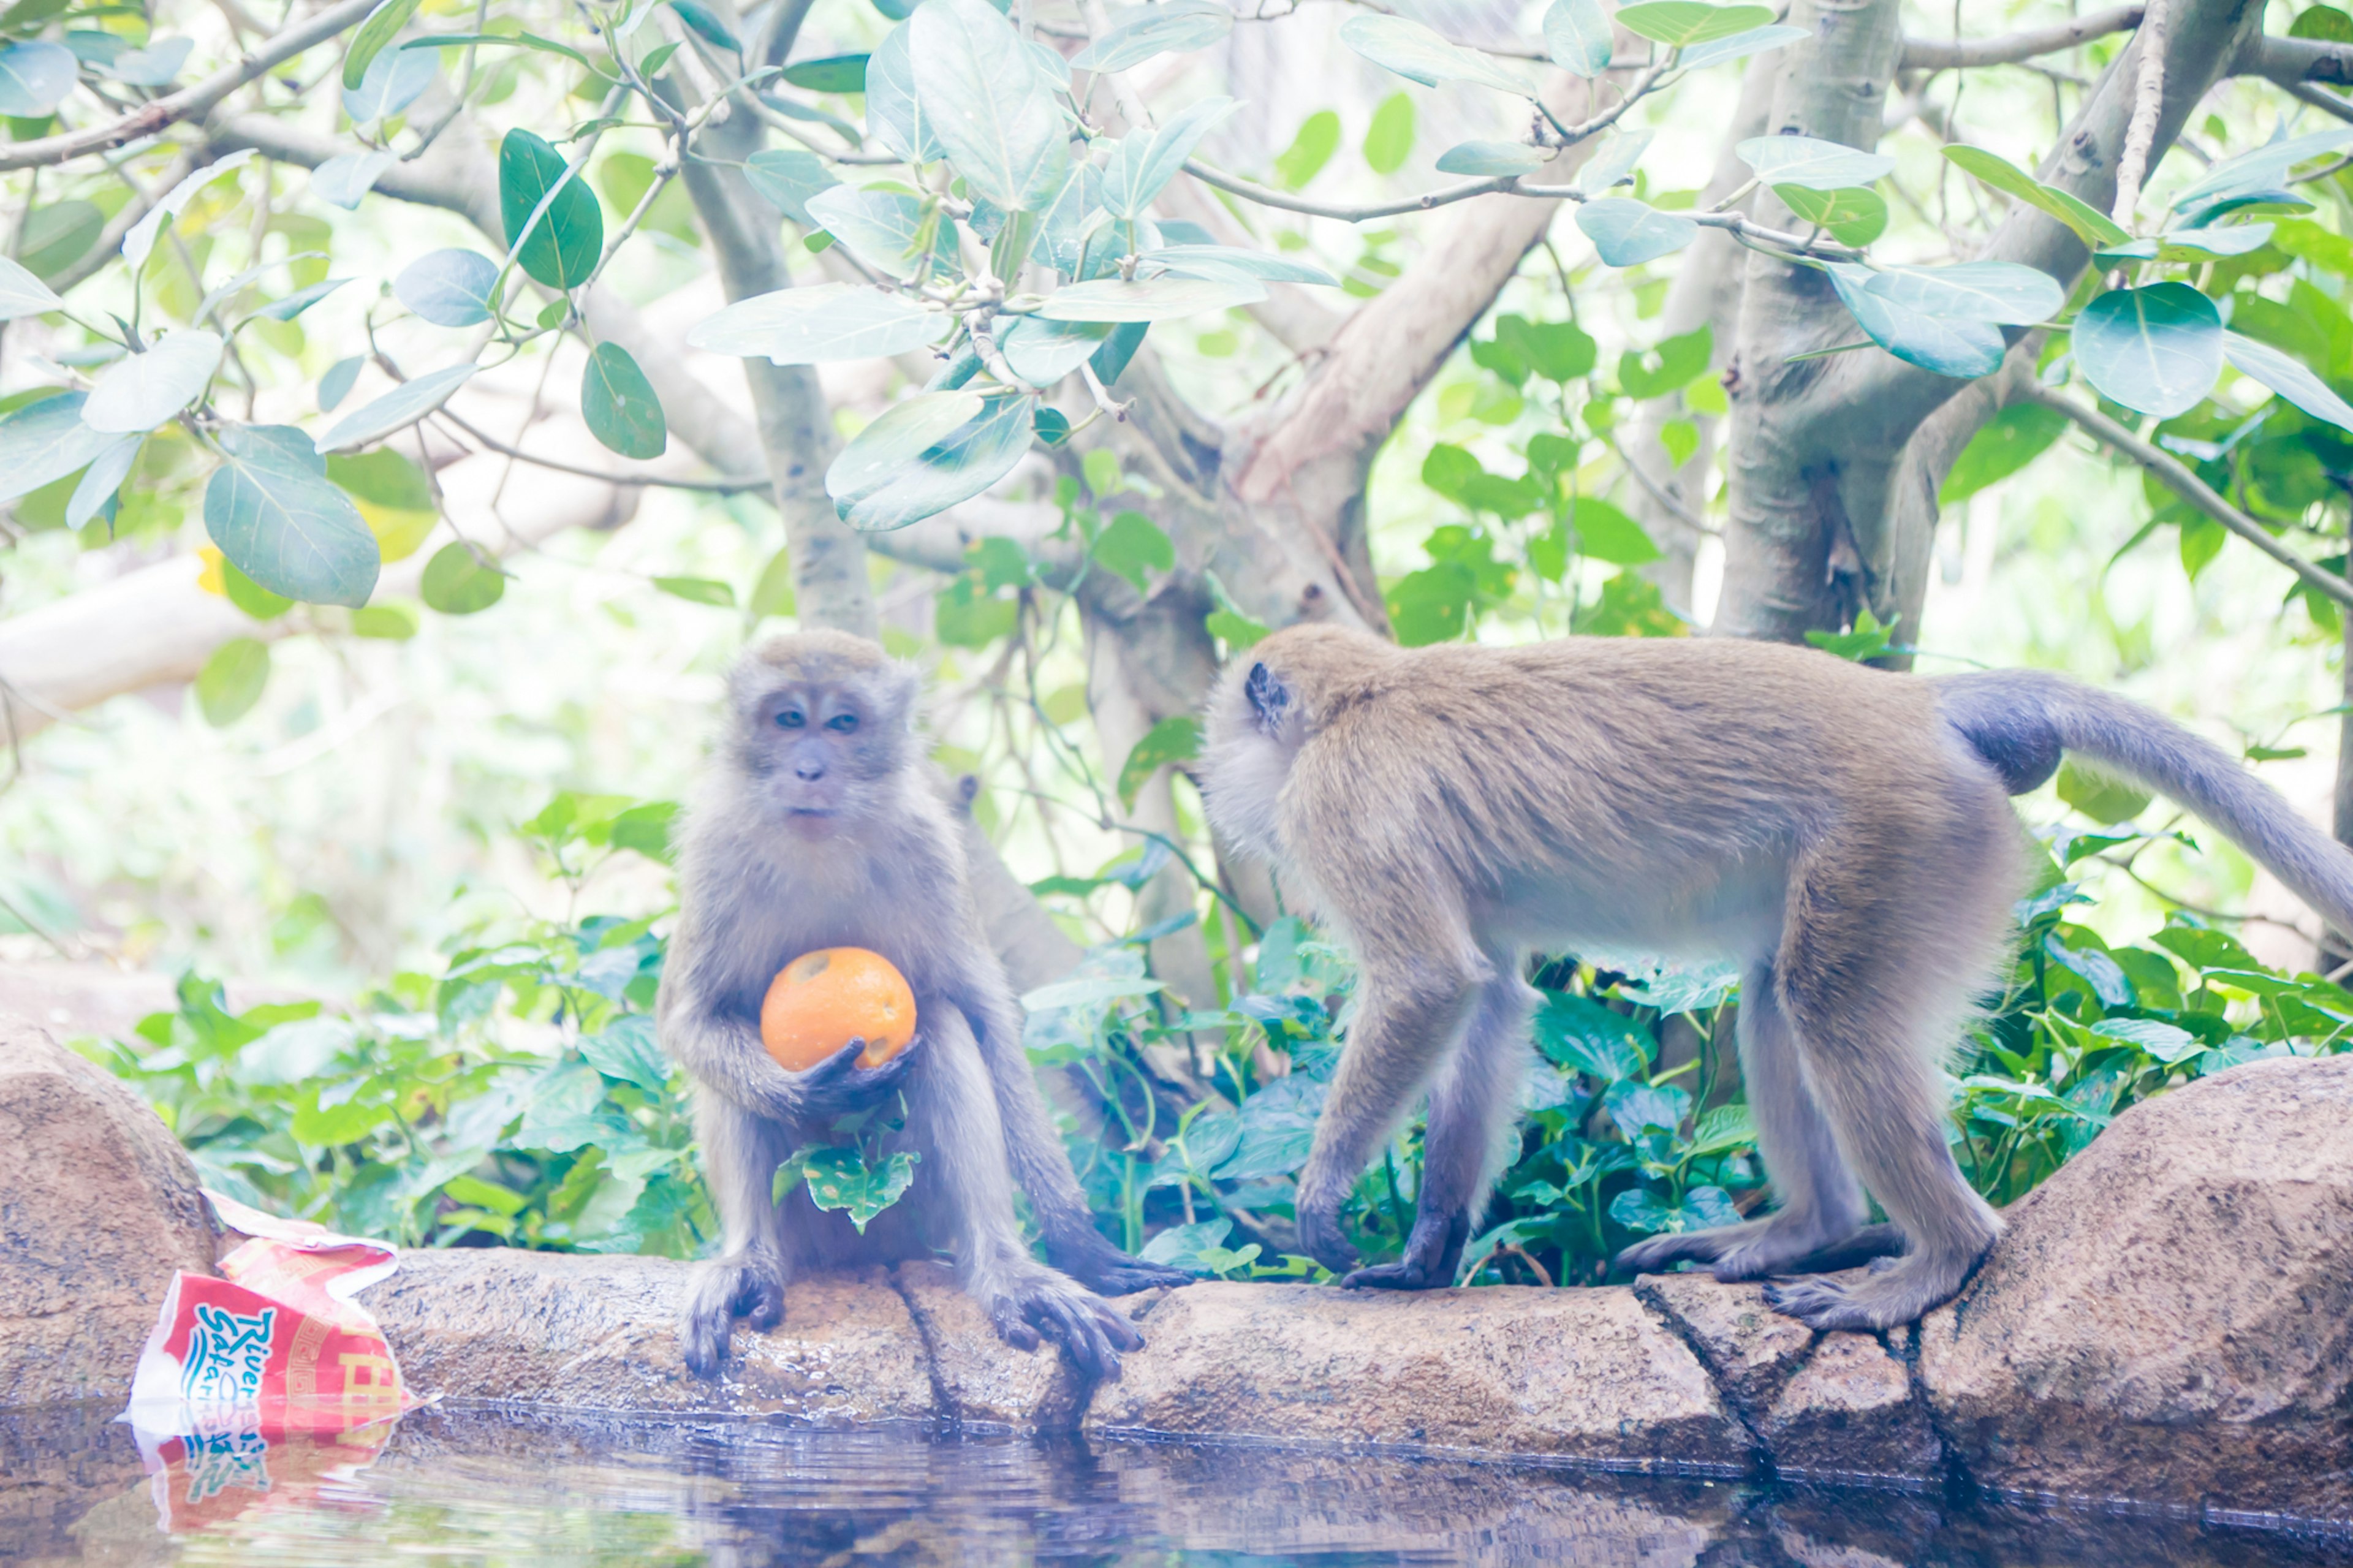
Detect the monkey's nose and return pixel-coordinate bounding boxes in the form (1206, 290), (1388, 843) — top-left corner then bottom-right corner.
(795, 760), (826, 781)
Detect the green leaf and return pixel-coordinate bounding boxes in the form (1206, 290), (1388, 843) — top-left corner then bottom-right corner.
(827, 390), (986, 505)
(2073, 283), (2223, 419)
(1567, 498), (1658, 565)
(343, 0), (423, 92)
(801, 186), (949, 281)
(320, 357), (363, 413)
(1071, 1), (1231, 72)
(0, 39), (70, 115)
(66, 436), (139, 530)
(609, 801), (678, 863)
(0, 392), (116, 504)
(314, 363), (478, 453)
(1542, 0), (1613, 75)
(0, 253), (61, 319)
(1938, 402), (2067, 503)
(667, 0), (741, 53)
(1091, 320), (1148, 384)
(420, 541), (505, 614)
(499, 129), (604, 292)
(396, 248), (501, 327)
(743, 150), (839, 229)
(1773, 183), (1887, 246)
(123, 151), (257, 273)
(653, 575), (735, 607)
(1092, 509), (1173, 592)
(1534, 990), (1652, 1081)
(350, 604), (417, 639)
(910, 0), (1070, 212)
(1571, 129), (1650, 198)
(1737, 134), (1892, 191)
(1575, 199), (1696, 267)
(1337, 13), (1535, 93)
(1678, 22), (1806, 67)
(2173, 129), (2353, 216)
(1276, 108), (1340, 188)
(1941, 144), (2130, 248)
(17, 201), (100, 282)
(205, 426), (379, 607)
(582, 343), (666, 459)
(865, 20), (945, 164)
(341, 46), (435, 123)
(781, 1146), (920, 1231)
(1864, 262), (2063, 326)
(1206, 607), (1267, 649)
(2096, 222), (2275, 265)
(2056, 759), (2151, 824)
(251, 278), (349, 322)
(1618, 326), (1712, 399)
(1615, 1), (1776, 45)
(838, 395), (1035, 531)
(688, 282), (945, 364)
(1434, 139), (1548, 176)
(195, 637), (270, 726)
(1358, 93), (1412, 176)
(781, 52), (868, 91)
(581, 1015), (669, 1091)
(1827, 263), (2004, 380)
(1101, 97), (1238, 219)
(2222, 330), (2353, 434)
(1498, 316), (1596, 381)
(1803, 604), (1896, 661)
(1117, 714), (1202, 810)
(1039, 276), (1264, 322)
(1141, 244), (1337, 287)
(82, 330), (222, 433)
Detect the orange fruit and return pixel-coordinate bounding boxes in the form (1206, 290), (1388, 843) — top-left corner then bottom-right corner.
(759, 948), (918, 1073)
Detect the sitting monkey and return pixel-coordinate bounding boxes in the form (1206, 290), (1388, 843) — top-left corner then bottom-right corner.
(1200, 625), (2353, 1331)
(661, 631), (1187, 1377)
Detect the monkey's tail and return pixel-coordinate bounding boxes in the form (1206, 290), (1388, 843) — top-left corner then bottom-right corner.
(1934, 669), (2353, 939)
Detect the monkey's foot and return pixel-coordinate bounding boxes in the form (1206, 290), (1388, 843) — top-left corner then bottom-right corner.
(1615, 1214), (1885, 1282)
(1051, 1237), (1195, 1295)
(1294, 1195), (1360, 1276)
(1339, 1208), (1468, 1290)
(987, 1273), (1144, 1382)
(1762, 1248), (1984, 1331)
(680, 1251), (787, 1379)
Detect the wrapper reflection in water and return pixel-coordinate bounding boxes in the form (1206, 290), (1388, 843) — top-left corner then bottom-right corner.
(121, 1189), (417, 1532)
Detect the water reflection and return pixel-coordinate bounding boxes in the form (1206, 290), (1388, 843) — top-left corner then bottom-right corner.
(4, 1402), (2351, 1567)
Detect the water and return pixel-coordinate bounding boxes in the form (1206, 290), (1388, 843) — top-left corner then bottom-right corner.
(6, 1402), (2351, 1567)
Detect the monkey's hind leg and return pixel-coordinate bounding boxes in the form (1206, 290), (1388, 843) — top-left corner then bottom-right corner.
(682, 1093), (796, 1379)
(1615, 960), (1874, 1282)
(1759, 847), (2008, 1331)
(1344, 960), (1535, 1290)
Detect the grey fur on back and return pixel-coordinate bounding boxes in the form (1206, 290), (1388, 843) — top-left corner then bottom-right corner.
(1934, 669), (2353, 938)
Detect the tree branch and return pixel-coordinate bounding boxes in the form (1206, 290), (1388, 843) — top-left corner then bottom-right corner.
(0, 0), (381, 172)
(2014, 379), (2353, 612)
(2232, 31), (2353, 87)
(1900, 6), (2144, 70)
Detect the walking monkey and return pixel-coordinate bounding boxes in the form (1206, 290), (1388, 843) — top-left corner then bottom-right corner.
(1200, 625), (2353, 1330)
(662, 631), (1187, 1377)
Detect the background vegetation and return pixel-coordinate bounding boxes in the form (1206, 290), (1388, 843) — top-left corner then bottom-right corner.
(6, 0), (2353, 1278)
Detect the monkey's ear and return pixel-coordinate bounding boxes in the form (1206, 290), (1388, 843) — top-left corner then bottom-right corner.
(1244, 661), (1290, 737)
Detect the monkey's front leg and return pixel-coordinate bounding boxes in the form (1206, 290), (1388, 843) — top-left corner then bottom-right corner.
(1293, 959), (1479, 1279)
(682, 1091), (796, 1378)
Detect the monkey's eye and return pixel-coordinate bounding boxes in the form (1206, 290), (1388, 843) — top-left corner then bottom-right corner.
(825, 713), (859, 734)
(775, 710), (805, 729)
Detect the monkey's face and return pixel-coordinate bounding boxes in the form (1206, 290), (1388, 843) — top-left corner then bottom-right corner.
(740, 677), (906, 836)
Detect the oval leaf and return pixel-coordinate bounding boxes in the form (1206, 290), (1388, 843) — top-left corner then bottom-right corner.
(207, 425), (380, 607)
(780, 52), (868, 92)
(743, 149), (840, 229)
(1737, 134), (1893, 191)
(1678, 22), (1807, 67)
(866, 20), (946, 164)
(196, 637), (271, 726)
(421, 540), (505, 613)
(828, 390), (987, 507)
(122, 150), (257, 273)
(66, 433), (140, 528)
(341, 44), (436, 123)
(1575, 198), (1697, 267)
(1337, 13), (1534, 93)
(1100, 97), (1238, 219)
(1434, 139), (1550, 176)
(1036, 275), (1265, 322)
(342, 0), (423, 91)
(1827, 263), (2005, 379)
(1139, 244), (1338, 286)
(0, 40), (76, 116)
(1615, 1), (1775, 45)
(803, 184), (944, 281)
(686, 282), (945, 363)
(840, 396), (1034, 531)
(0, 254), (63, 320)
(2074, 282), (2223, 419)
(110, 36), (192, 86)
(396, 248), (501, 327)
(320, 357), (365, 412)
(499, 129), (604, 292)
(2223, 330), (2353, 433)
(909, 0), (1070, 212)
(314, 362), (478, 453)
(1863, 261), (2063, 326)
(0, 392), (119, 502)
(1542, 0), (1613, 75)
(1941, 144), (2131, 248)
(582, 342), (666, 459)
(1773, 183), (1888, 246)
(83, 330), (222, 433)
(312, 151), (396, 210)
(996, 316), (1110, 386)
(1072, 1), (1232, 72)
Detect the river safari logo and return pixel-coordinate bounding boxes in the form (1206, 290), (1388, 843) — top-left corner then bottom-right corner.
(123, 1191), (414, 1532)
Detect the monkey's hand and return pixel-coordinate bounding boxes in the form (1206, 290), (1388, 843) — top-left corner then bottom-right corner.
(988, 1271), (1144, 1381)
(782, 1036), (922, 1126)
(1294, 1193), (1360, 1277)
(681, 1249), (787, 1379)
(1045, 1232), (1195, 1295)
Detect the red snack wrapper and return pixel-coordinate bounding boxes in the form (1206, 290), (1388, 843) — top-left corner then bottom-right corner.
(124, 1191), (415, 1532)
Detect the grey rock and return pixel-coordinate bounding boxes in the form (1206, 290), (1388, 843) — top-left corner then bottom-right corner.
(0, 1021), (215, 1407)
(1760, 1330), (1939, 1483)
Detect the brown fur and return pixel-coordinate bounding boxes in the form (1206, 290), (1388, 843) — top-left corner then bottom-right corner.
(1202, 624), (2353, 1329)
(661, 631), (1185, 1378)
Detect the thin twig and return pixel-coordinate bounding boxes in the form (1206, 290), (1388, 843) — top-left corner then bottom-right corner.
(2018, 379), (2353, 610)
(1604, 431), (1715, 537)
(433, 407), (768, 491)
(1900, 5), (2143, 69)
(2112, 0), (2168, 224)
